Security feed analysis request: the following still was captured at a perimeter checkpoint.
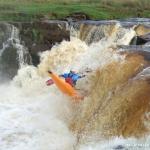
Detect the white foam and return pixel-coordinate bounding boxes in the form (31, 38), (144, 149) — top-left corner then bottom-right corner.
(0, 75), (76, 150)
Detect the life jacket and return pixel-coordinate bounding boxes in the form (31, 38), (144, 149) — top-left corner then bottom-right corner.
(61, 72), (81, 86)
(65, 77), (74, 87)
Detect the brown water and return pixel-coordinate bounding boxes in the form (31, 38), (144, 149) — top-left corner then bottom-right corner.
(70, 54), (150, 143)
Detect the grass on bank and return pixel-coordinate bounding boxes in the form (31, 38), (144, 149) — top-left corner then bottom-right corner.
(0, 0), (150, 21)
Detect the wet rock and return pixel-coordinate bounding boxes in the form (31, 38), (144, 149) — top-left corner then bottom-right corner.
(0, 44), (18, 79)
(140, 33), (150, 44)
(0, 23), (11, 49)
(130, 36), (147, 45)
(145, 42), (150, 46)
(13, 20), (70, 66)
(130, 33), (150, 45)
(134, 24), (150, 36)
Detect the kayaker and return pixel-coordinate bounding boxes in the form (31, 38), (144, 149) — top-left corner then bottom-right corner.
(46, 70), (85, 87)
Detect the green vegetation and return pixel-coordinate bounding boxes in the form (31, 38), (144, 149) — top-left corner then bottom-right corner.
(0, 0), (150, 21)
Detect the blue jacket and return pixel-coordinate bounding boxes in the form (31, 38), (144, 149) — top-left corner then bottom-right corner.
(61, 72), (82, 82)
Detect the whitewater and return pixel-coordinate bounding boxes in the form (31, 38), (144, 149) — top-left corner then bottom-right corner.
(0, 21), (150, 150)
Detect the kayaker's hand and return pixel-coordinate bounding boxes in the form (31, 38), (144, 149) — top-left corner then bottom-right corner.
(48, 70), (52, 74)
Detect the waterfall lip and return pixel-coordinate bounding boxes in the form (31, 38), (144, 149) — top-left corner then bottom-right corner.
(118, 45), (150, 61)
(68, 18), (150, 26)
(71, 20), (119, 26)
(118, 18), (150, 23)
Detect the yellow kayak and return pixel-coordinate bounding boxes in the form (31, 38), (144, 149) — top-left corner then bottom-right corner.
(48, 71), (83, 101)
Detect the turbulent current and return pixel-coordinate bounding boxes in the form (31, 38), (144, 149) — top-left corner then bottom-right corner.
(0, 19), (150, 150)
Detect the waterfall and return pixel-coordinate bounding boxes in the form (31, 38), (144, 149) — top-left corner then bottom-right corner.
(1, 24), (31, 67)
(0, 23), (31, 79)
(0, 19), (150, 150)
(69, 21), (136, 46)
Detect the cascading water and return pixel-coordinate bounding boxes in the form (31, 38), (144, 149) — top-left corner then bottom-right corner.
(9, 25), (31, 68)
(0, 19), (150, 150)
(0, 23), (31, 80)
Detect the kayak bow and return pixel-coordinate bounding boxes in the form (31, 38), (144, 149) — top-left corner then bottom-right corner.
(48, 71), (83, 101)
